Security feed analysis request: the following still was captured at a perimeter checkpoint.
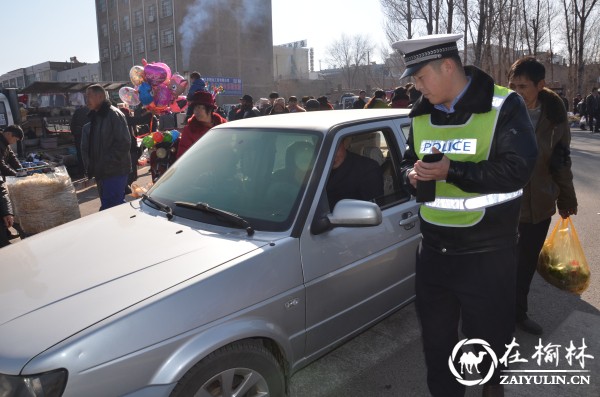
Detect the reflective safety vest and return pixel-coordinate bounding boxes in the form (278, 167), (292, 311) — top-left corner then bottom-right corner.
(413, 85), (522, 227)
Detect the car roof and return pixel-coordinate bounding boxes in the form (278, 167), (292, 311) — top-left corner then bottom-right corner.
(213, 109), (411, 133)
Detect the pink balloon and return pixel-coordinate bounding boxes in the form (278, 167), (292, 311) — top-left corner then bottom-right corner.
(170, 95), (188, 113)
(152, 83), (172, 107)
(144, 63), (169, 86)
(154, 62), (172, 81)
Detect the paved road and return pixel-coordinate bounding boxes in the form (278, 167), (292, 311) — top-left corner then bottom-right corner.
(73, 130), (600, 397)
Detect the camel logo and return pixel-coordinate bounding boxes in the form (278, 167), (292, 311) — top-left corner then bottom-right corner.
(448, 338), (498, 386)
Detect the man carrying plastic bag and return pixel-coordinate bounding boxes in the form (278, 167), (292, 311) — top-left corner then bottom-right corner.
(508, 57), (579, 335)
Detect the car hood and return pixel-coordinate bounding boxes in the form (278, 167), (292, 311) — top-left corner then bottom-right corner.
(0, 203), (267, 373)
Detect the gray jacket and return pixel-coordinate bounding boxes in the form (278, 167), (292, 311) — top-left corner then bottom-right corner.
(81, 101), (131, 180)
(0, 179), (13, 217)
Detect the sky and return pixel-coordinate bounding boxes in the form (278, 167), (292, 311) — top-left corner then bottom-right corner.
(1, 0), (389, 76)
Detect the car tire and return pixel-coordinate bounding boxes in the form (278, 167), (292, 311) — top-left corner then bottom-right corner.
(170, 340), (286, 397)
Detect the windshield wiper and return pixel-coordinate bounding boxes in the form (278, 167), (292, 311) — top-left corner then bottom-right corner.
(174, 201), (255, 236)
(141, 194), (174, 221)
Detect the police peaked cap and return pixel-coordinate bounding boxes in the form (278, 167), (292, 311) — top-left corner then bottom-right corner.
(392, 33), (462, 79)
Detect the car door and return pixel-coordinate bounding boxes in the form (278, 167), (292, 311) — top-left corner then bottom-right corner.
(299, 118), (421, 359)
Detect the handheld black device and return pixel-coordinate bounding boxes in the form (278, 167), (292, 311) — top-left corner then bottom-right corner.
(416, 152), (444, 202)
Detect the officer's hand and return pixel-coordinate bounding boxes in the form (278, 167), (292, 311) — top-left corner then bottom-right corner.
(558, 208), (577, 219)
(407, 168), (418, 188)
(413, 148), (450, 181)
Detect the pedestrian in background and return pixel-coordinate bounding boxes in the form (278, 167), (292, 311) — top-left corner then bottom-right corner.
(287, 96), (306, 113)
(365, 90), (388, 108)
(185, 71), (207, 119)
(70, 106), (90, 178)
(81, 85), (131, 211)
(0, 125), (23, 178)
(584, 88), (599, 132)
(352, 90), (367, 109)
(268, 98), (289, 115)
(396, 34), (537, 397)
(508, 57), (578, 336)
(233, 95), (260, 120)
(390, 86), (410, 108)
(176, 91), (226, 159)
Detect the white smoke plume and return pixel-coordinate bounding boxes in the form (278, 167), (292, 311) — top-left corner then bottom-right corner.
(179, 0), (266, 70)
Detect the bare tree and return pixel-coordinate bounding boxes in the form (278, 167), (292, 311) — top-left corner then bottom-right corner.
(380, 0), (416, 42)
(326, 34), (375, 89)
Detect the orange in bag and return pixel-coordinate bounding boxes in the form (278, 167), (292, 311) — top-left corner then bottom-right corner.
(537, 217), (590, 295)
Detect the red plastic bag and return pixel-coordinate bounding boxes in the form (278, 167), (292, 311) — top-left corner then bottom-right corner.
(537, 217), (590, 295)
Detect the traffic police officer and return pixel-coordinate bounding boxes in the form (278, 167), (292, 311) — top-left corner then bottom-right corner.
(395, 34), (538, 397)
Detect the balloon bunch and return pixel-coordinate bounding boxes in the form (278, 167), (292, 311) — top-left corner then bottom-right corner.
(141, 130), (181, 149)
(207, 83), (225, 101)
(119, 59), (189, 115)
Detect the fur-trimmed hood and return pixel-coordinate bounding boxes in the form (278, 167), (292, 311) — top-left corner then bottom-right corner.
(538, 87), (567, 124)
(409, 65), (495, 118)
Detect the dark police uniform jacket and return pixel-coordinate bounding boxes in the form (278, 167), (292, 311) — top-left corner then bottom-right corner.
(400, 66), (538, 255)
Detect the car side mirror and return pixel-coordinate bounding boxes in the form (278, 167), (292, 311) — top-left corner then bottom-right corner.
(327, 199), (382, 227)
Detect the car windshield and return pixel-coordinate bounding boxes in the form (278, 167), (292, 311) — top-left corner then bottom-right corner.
(147, 127), (322, 232)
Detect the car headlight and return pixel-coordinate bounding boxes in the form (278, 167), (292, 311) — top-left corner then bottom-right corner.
(0, 369), (67, 397)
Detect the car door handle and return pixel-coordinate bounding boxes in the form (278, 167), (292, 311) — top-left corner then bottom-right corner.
(399, 213), (419, 226)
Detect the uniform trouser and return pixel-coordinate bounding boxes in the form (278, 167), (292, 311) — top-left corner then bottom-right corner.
(96, 174), (128, 211)
(416, 242), (517, 397)
(516, 218), (552, 321)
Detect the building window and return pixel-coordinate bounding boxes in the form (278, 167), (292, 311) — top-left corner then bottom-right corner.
(161, 0), (172, 18)
(161, 28), (174, 47)
(122, 40), (132, 55)
(98, 0), (106, 12)
(101, 23), (108, 37)
(149, 32), (158, 50)
(134, 10), (143, 27)
(112, 20), (118, 33)
(147, 5), (156, 22)
(123, 15), (130, 30)
(135, 36), (145, 53)
(113, 44), (120, 59)
(109, 0), (115, 9)
(102, 48), (110, 61)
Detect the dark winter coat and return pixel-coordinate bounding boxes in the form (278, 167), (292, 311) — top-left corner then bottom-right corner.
(0, 134), (21, 177)
(520, 88), (577, 224)
(401, 65), (538, 254)
(0, 179), (13, 217)
(81, 101), (131, 180)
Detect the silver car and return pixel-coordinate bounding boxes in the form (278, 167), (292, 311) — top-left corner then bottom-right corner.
(0, 109), (420, 397)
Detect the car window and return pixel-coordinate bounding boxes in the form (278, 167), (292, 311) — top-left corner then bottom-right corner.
(325, 128), (410, 211)
(148, 128), (322, 231)
(401, 123), (411, 142)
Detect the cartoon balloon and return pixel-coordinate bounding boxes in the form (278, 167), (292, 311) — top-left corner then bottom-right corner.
(169, 73), (188, 97)
(170, 95), (188, 113)
(138, 82), (153, 106)
(152, 83), (172, 107)
(118, 87), (140, 106)
(170, 130), (180, 141)
(144, 63), (169, 86)
(152, 131), (164, 143)
(142, 135), (154, 149)
(129, 65), (145, 86)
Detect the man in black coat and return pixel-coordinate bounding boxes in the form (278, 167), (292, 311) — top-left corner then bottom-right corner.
(584, 88), (599, 132)
(81, 85), (131, 211)
(326, 137), (383, 210)
(0, 125), (23, 178)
